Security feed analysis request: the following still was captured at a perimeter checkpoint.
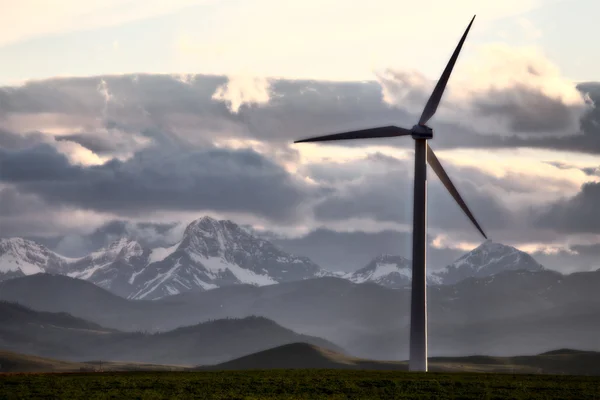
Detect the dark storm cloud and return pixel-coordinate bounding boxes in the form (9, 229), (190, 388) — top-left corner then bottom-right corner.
(0, 186), (47, 216)
(0, 74), (474, 152)
(0, 144), (84, 182)
(440, 82), (600, 154)
(271, 228), (463, 272)
(51, 219), (181, 257)
(0, 129), (46, 149)
(581, 167), (600, 176)
(535, 182), (600, 234)
(220, 78), (416, 148)
(570, 243), (600, 258)
(543, 161), (574, 170)
(532, 243), (600, 274)
(0, 74), (226, 116)
(57, 133), (121, 154)
(542, 161), (600, 177)
(310, 154), (515, 234)
(0, 186), (90, 240)
(7, 218), (181, 257)
(473, 84), (580, 134)
(1, 73), (597, 156)
(0, 142), (313, 222)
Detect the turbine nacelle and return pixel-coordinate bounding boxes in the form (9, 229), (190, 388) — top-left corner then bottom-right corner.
(411, 124), (433, 140)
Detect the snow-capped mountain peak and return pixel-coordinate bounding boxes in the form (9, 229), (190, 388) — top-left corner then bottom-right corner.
(0, 238), (71, 278)
(81, 216), (328, 300)
(345, 241), (545, 289)
(86, 237), (144, 263)
(1, 218), (548, 299)
(180, 216), (235, 257)
(349, 254), (412, 287)
(431, 240), (544, 285)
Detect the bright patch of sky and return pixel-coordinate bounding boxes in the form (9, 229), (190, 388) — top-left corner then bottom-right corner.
(0, 0), (596, 85)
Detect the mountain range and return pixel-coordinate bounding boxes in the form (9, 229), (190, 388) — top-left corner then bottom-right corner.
(0, 217), (329, 300)
(0, 216), (545, 299)
(345, 241), (544, 288)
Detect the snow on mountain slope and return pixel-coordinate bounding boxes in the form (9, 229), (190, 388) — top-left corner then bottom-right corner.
(148, 242), (180, 264)
(1, 217), (328, 300)
(348, 254), (440, 288)
(129, 216), (325, 300)
(0, 238), (74, 281)
(349, 255), (411, 286)
(346, 241), (545, 289)
(1, 221), (546, 299)
(66, 238), (151, 298)
(431, 240), (545, 285)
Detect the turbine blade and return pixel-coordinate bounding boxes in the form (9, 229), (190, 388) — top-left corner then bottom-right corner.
(294, 126), (412, 143)
(418, 15), (476, 126)
(426, 143), (487, 239)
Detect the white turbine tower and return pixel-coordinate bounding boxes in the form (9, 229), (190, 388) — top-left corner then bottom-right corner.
(293, 15), (487, 372)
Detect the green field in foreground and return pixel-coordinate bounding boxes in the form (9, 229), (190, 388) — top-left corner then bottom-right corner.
(1, 370), (600, 399)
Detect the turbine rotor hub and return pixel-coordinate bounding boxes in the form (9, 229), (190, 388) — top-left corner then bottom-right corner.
(411, 124), (433, 140)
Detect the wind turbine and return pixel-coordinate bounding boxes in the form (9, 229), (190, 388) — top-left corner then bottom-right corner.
(293, 15), (487, 372)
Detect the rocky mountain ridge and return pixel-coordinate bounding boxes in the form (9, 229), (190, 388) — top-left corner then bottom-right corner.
(1, 218), (547, 299)
(0, 217), (328, 300)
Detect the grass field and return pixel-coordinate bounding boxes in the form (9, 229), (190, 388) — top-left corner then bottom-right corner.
(1, 370), (600, 399)
(0, 350), (190, 373)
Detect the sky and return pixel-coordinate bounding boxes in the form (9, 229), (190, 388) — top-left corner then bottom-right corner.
(1, 0), (600, 273)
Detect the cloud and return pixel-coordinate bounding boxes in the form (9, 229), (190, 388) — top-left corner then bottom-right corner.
(535, 182), (600, 234)
(53, 219), (184, 257)
(0, 141), (314, 223)
(212, 76), (272, 113)
(57, 127), (152, 158)
(271, 227), (463, 272)
(0, 185), (110, 239)
(0, 143), (84, 182)
(2, 69), (591, 158)
(375, 70), (430, 116)
(308, 153), (520, 238)
(97, 79), (113, 117)
(0, 186), (47, 217)
(1, 74), (411, 151)
(532, 243), (600, 274)
(376, 44), (592, 137)
(542, 161), (600, 177)
(0, 1), (212, 47)
(0, 129), (46, 149)
(469, 82), (600, 154)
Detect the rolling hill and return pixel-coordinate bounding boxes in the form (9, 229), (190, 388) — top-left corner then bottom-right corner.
(0, 350), (190, 373)
(0, 301), (342, 366)
(4, 269), (600, 360)
(203, 343), (600, 376)
(200, 342), (404, 370)
(5, 343), (600, 376)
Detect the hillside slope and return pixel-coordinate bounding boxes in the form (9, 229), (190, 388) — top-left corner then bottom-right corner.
(204, 343), (600, 375)
(0, 301), (342, 366)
